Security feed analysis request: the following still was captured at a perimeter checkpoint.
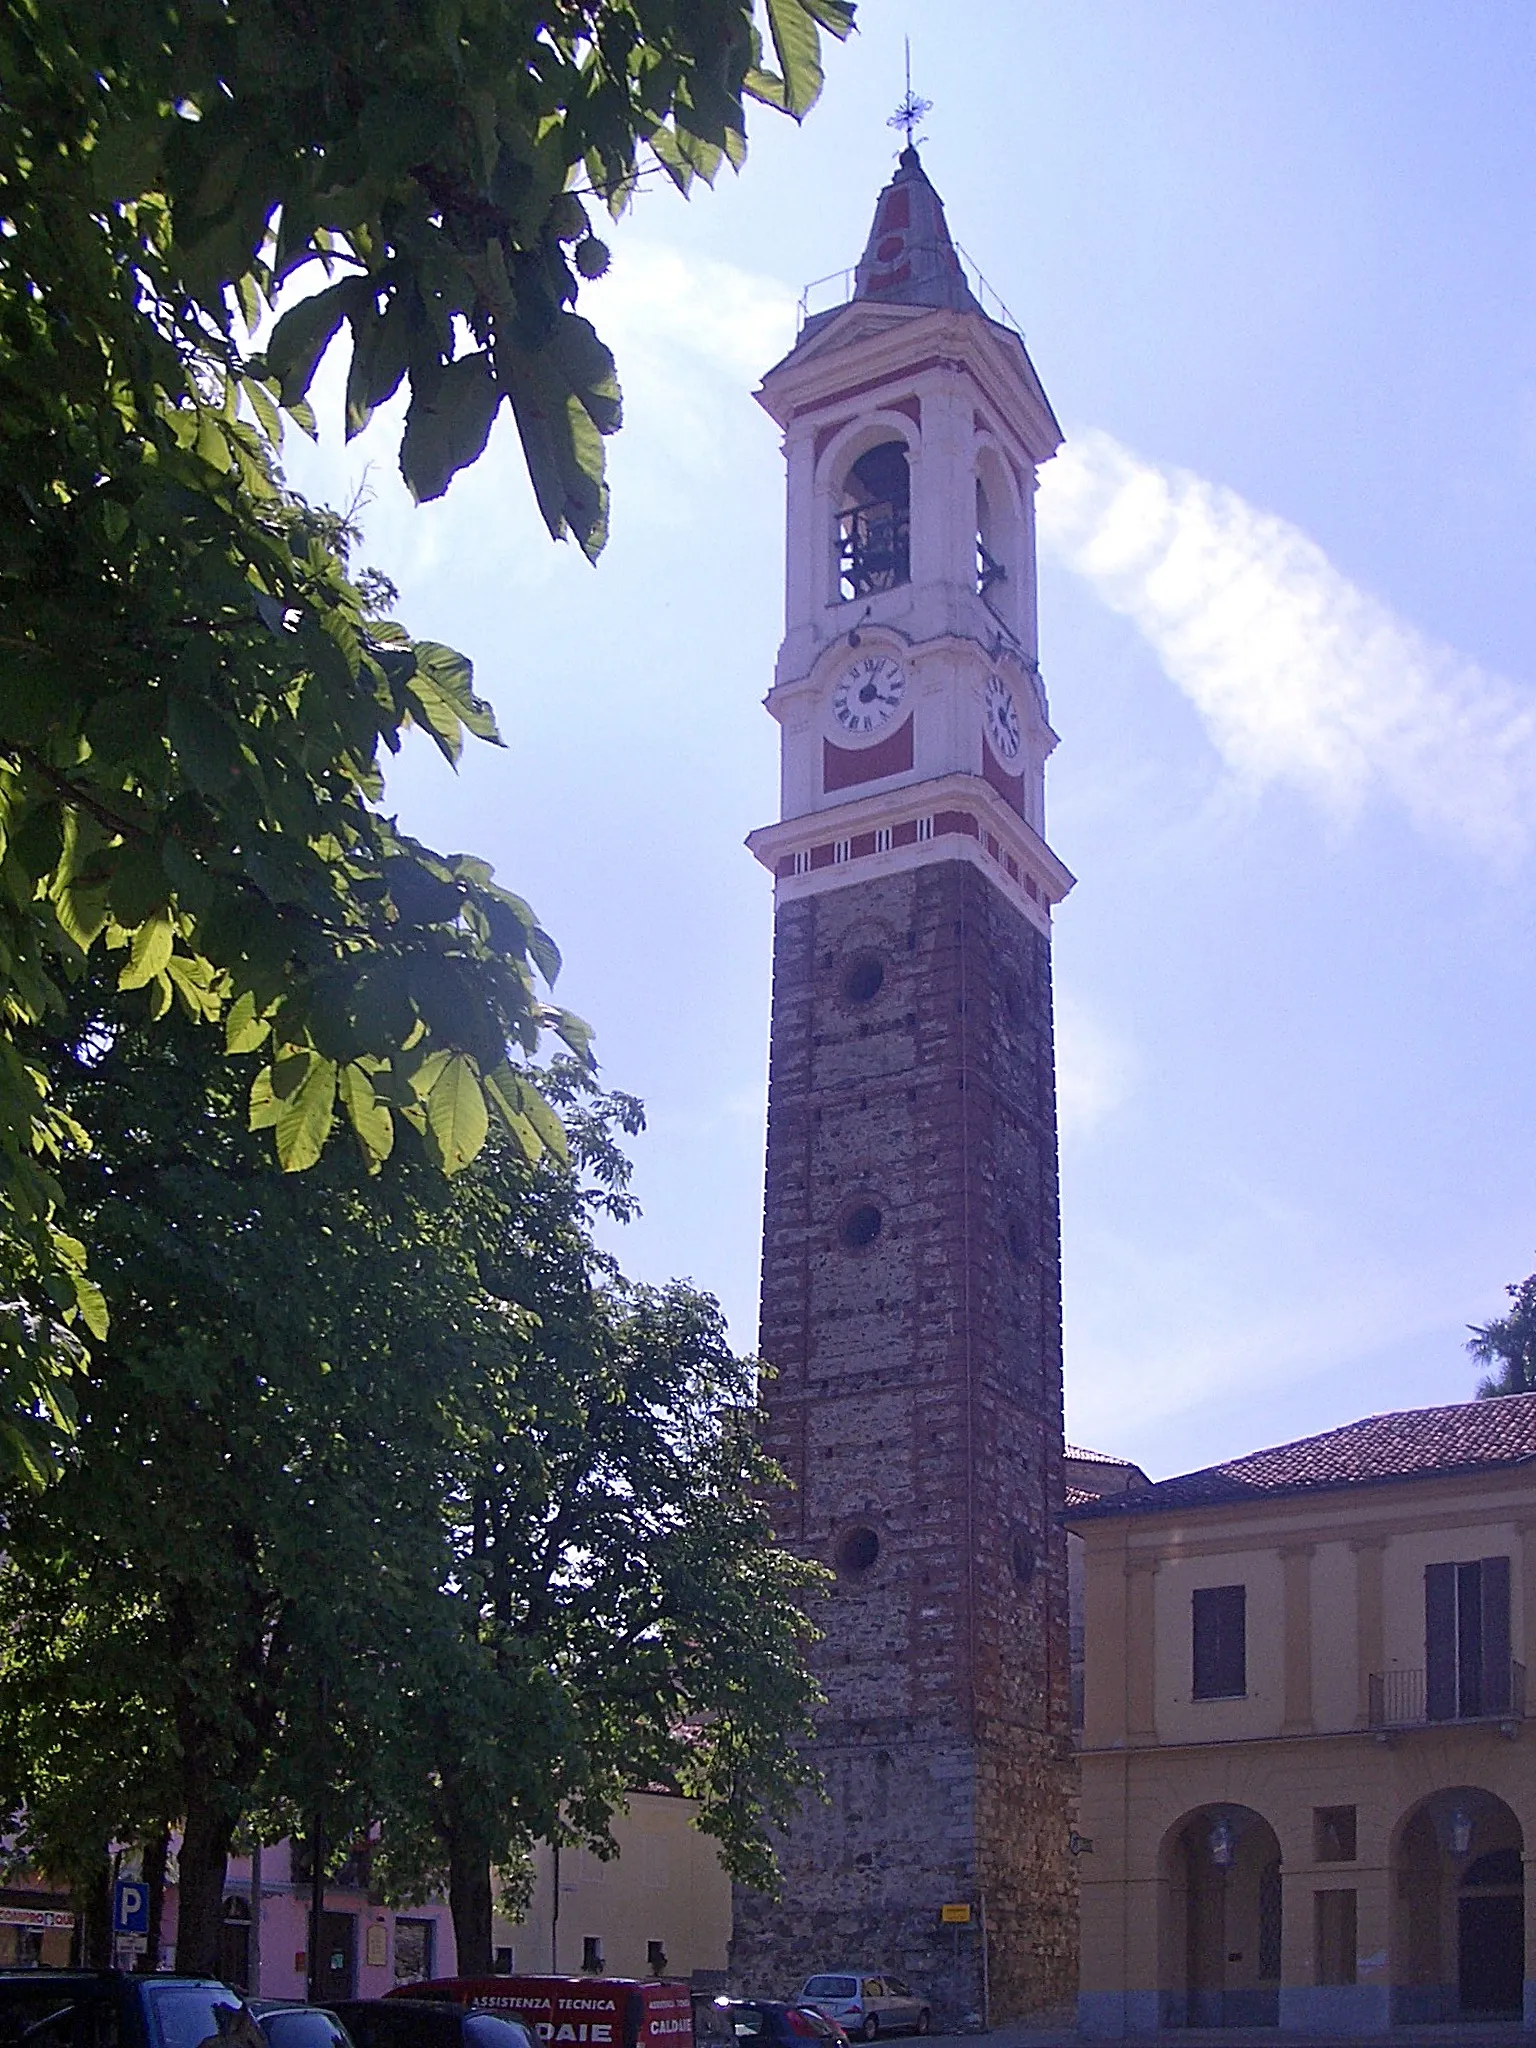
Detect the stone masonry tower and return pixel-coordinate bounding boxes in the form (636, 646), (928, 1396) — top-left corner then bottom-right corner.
(732, 150), (1077, 2025)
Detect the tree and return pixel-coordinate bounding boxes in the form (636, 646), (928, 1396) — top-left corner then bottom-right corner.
(0, 0), (853, 1470)
(1470, 1265), (1536, 1397)
(380, 1218), (823, 1970)
(0, 1001), (821, 1973)
(0, 997), (489, 1968)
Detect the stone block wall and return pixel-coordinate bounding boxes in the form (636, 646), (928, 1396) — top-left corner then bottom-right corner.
(734, 859), (1076, 2023)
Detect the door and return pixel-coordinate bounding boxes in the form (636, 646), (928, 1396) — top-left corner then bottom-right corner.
(1459, 1896), (1523, 2015)
(318, 1911), (357, 2004)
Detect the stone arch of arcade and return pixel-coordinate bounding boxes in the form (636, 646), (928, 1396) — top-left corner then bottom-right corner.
(1157, 1802), (1284, 2029)
(1390, 1784), (1525, 2023)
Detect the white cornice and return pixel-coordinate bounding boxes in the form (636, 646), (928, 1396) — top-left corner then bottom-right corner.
(745, 770), (1074, 936)
(756, 306), (1062, 467)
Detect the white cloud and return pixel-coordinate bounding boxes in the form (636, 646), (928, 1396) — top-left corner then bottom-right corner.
(1038, 428), (1536, 862)
(1055, 988), (1136, 1142)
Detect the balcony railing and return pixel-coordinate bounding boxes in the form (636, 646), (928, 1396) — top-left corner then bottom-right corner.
(1368, 1661), (1526, 1729)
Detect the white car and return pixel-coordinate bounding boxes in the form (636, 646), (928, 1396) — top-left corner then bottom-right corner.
(799, 1977), (930, 2041)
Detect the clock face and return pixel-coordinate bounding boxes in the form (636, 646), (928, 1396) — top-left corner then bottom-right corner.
(831, 654), (907, 738)
(985, 673), (1022, 764)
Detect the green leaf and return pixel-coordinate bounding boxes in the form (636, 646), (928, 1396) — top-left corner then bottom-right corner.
(424, 1053), (489, 1174)
(71, 1273), (108, 1344)
(249, 1066), (280, 1131)
(339, 1062), (394, 1167)
(52, 878), (110, 955)
(118, 913), (174, 990)
(263, 276), (368, 408)
(414, 643), (501, 743)
(274, 1053), (338, 1172)
(108, 848), (171, 928)
(225, 990), (272, 1054)
(400, 353), (502, 505)
(483, 1062), (568, 1162)
(763, 0), (823, 117)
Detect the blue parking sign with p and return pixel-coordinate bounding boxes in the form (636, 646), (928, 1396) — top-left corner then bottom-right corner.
(113, 1880), (149, 1935)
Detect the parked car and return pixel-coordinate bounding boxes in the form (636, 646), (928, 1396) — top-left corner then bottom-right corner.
(798, 1979), (929, 2042)
(387, 1978), (688, 2048)
(248, 2001), (355, 2048)
(0, 1972), (263, 2048)
(695, 2001), (848, 2048)
(333, 2003), (533, 2048)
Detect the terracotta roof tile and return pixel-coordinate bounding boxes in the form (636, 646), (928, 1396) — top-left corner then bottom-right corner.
(1065, 1391), (1536, 1521)
(1065, 1483), (1101, 1509)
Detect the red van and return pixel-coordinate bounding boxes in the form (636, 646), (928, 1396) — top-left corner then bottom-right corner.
(389, 1979), (692, 2048)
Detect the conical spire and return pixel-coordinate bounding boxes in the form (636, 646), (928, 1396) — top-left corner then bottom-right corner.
(852, 146), (980, 314)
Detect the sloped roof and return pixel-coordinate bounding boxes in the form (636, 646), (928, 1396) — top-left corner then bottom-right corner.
(1066, 1442), (1137, 1466)
(852, 146), (980, 314)
(1065, 1391), (1536, 1521)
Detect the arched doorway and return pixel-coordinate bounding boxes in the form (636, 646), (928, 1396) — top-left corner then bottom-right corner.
(1161, 1804), (1283, 2027)
(1392, 1788), (1524, 2022)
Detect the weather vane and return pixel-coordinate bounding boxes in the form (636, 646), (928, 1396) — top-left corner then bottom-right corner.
(887, 37), (932, 150)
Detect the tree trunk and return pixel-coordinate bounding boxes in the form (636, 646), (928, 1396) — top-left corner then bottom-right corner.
(138, 1827), (170, 1972)
(176, 1791), (237, 1976)
(445, 1809), (494, 1977)
(72, 1856), (112, 1969)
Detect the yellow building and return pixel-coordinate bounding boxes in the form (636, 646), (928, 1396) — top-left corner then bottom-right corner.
(493, 1792), (731, 1983)
(1067, 1391), (1536, 2036)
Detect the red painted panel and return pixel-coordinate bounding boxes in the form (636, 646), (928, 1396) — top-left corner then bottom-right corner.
(823, 716), (914, 792)
(981, 741), (1026, 815)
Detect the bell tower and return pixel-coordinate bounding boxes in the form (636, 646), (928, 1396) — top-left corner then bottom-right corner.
(734, 149), (1077, 2023)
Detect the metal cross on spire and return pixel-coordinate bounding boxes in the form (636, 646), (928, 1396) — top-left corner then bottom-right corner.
(887, 37), (932, 150)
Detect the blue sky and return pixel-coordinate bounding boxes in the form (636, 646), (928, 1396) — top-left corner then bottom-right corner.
(283, 2), (1536, 1479)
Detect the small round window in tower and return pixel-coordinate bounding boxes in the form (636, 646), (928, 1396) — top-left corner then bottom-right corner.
(840, 1202), (884, 1250)
(1011, 1532), (1037, 1586)
(836, 1525), (881, 1577)
(1006, 1214), (1031, 1263)
(842, 953), (886, 1005)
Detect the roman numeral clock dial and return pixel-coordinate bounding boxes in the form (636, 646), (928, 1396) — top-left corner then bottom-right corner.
(985, 672), (1022, 764)
(832, 654), (907, 737)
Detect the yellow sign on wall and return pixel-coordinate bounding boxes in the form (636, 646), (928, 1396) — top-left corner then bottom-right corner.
(939, 1903), (972, 1925)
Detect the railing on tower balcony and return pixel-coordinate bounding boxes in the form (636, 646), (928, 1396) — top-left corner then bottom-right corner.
(1368, 1660), (1526, 1729)
(797, 245), (1024, 334)
(838, 499), (910, 601)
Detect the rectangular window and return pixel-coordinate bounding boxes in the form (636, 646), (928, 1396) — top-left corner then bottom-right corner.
(916, 816), (933, 842)
(1314, 1806), (1358, 1862)
(875, 826), (892, 853)
(792, 849), (810, 877)
(833, 839), (851, 865)
(1425, 1556), (1511, 1720)
(392, 1919), (434, 1985)
(1192, 1584), (1246, 1699)
(1314, 1889), (1357, 1986)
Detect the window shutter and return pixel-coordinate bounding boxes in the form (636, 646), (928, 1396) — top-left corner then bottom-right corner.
(1457, 1561), (1485, 1716)
(1425, 1562), (1456, 1721)
(1193, 1584), (1246, 1699)
(1481, 1555), (1512, 1715)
